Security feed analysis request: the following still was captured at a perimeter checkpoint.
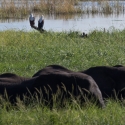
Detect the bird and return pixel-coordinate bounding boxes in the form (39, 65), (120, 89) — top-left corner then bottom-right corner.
(81, 32), (87, 38)
(29, 13), (35, 27)
(38, 15), (44, 31)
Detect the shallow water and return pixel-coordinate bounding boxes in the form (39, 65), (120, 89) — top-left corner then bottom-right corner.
(0, 13), (125, 33)
(0, 0), (125, 33)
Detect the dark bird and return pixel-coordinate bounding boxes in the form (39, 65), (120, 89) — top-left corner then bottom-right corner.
(81, 32), (87, 38)
(29, 13), (35, 27)
(38, 15), (44, 31)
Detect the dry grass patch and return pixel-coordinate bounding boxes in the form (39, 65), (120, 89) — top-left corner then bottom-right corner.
(0, 0), (125, 18)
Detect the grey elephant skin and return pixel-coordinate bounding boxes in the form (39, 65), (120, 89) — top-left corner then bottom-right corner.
(81, 65), (125, 99)
(0, 66), (105, 108)
(32, 65), (105, 107)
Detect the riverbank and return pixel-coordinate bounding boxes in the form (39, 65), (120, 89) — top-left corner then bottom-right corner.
(0, 29), (125, 124)
(0, 0), (124, 18)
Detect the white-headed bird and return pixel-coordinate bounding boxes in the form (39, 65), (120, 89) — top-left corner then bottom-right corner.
(29, 13), (35, 27)
(38, 15), (44, 30)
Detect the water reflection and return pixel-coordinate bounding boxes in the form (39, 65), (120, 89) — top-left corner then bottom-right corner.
(0, 13), (125, 33)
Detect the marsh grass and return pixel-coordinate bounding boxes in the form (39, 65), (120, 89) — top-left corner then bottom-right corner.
(0, 0), (80, 18)
(83, 0), (125, 15)
(1, 29), (125, 124)
(0, 0), (29, 18)
(0, 95), (125, 125)
(1, 29), (125, 75)
(0, 84), (124, 124)
(0, 0), (125, 18)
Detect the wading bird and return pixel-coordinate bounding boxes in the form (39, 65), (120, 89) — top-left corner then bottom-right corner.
(38, 15), (44, 31)
(29, 13), (35, 27)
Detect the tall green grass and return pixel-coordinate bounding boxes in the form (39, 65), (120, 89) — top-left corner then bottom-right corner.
(0, 29), (125, 76)
(0, 99), (125, 125)
(0, 29), (125, 124)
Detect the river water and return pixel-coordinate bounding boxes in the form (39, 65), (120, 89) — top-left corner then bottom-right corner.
(0, 1), (125, 33)
(0, 13), (125, 33)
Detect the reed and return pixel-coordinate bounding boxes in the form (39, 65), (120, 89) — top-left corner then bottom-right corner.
(82, 0), (125, 15)
(37, 0), (81, 14)
(0, 0), (29, 18)
(0, 0), (125, 18)
(0, 94), (125, 125)
(0, 0), (80, 18)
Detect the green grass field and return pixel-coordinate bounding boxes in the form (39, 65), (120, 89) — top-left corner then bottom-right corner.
(0, 29), (125, 124)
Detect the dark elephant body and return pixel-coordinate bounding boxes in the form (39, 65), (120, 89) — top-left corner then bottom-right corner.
(81, 65), (125, 98)
(32, 64), (73, 77)
(0, 66), (105, 107)
(33, 72), (105, 106)
(0, 73), (37, 101)
(32, 65), (105, 107)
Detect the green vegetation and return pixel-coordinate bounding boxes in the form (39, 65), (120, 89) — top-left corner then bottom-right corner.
(0, 29), (125, 124)
(0, 0), (124, 18)
(0, 29), (125, 76)
(1, 99), (125, 125)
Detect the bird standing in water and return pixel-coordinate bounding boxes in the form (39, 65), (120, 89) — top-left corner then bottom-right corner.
(38, 15), (44, 31)
(29, 13), (35, 27)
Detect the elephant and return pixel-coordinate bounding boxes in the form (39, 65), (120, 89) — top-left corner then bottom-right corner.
(0, 69), (105, 108)
(0, 73), (36, 102)
(80, 65), (125, 99)
(32, 64), (73, 77)
(32, 65), (105, 107)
